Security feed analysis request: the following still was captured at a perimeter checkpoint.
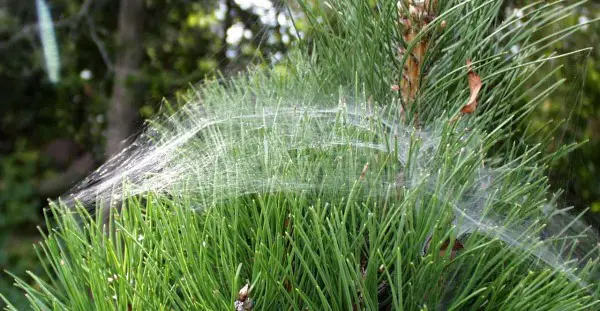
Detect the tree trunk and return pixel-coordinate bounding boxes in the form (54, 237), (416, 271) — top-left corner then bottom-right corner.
(106, 0), (145, 158)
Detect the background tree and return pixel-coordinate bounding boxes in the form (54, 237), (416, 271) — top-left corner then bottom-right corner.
(106, 0), (145, 157)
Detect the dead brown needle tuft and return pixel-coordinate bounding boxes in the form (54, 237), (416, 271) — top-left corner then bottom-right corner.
(359, 162), (369, 180)
(451, 59), (483, 123)
(460, 60), (482, 114)
(422, 234), (464, 260)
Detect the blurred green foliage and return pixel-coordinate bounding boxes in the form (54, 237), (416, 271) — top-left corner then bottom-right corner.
(0, 140), (39, 228)
(510, 1), (600, 216)
(0, 140), (42, 307)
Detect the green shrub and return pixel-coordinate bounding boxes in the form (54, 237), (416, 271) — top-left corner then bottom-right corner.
(3, 1), (600, 310)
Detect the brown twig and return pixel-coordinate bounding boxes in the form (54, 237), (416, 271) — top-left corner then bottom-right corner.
(396, 0), (441, 125)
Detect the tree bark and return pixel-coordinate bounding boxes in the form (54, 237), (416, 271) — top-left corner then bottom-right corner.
(106, 0), (145, 158)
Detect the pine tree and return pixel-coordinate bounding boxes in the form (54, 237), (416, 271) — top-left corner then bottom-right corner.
(3, 1), (600, 310)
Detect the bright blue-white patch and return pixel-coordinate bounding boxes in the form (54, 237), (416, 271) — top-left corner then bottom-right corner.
(36, 0), (60, 83)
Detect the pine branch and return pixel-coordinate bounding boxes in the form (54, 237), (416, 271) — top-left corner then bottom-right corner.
(4, 1), (600, 310)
